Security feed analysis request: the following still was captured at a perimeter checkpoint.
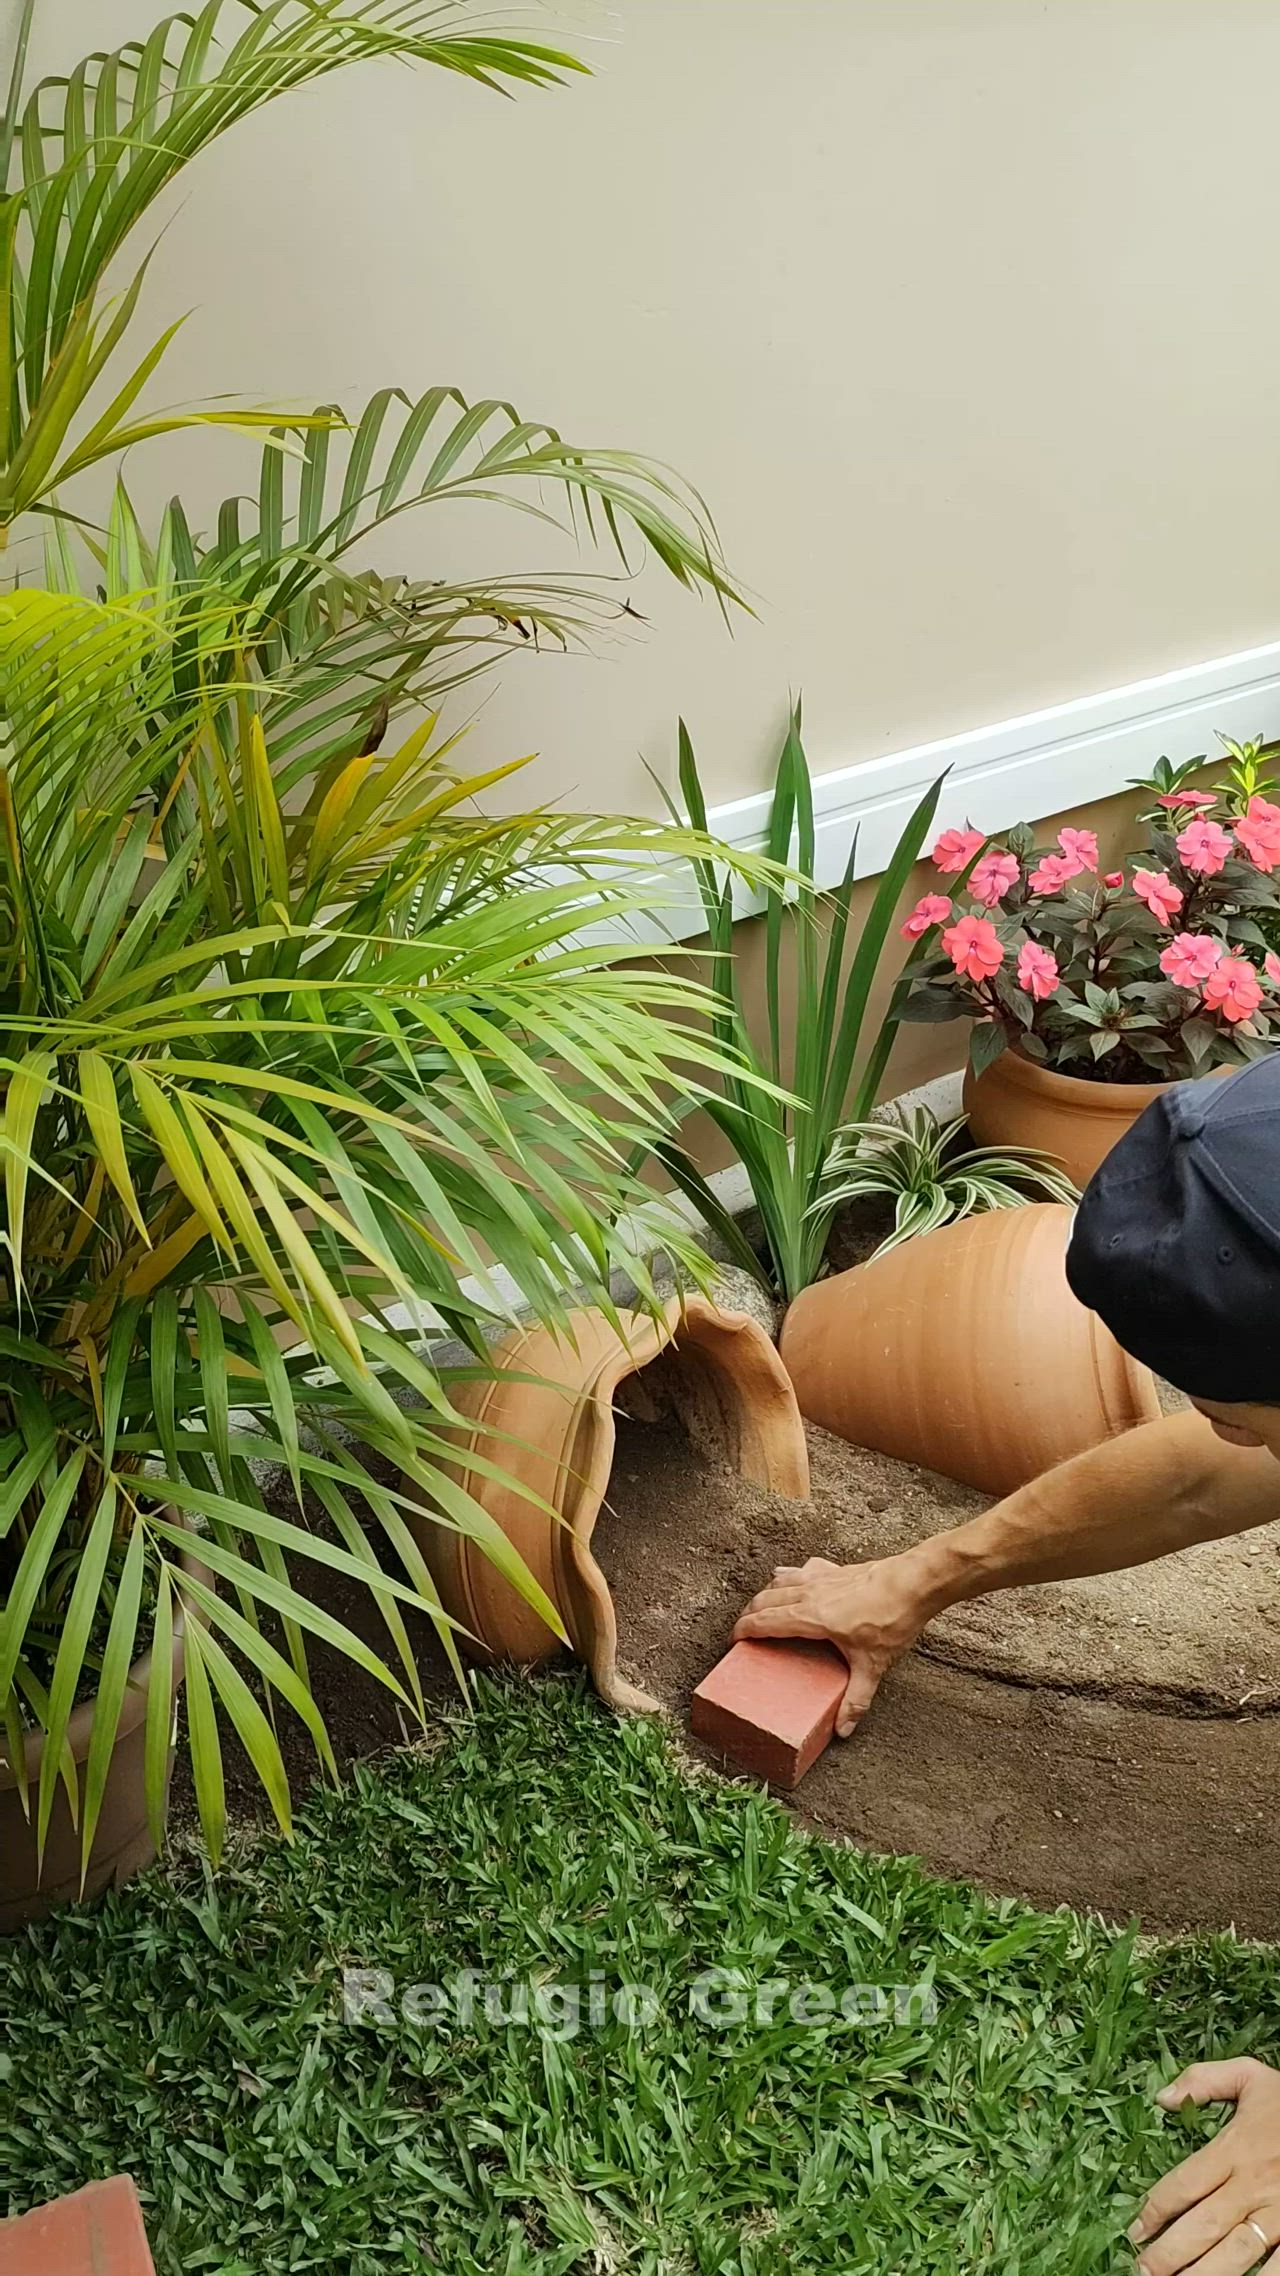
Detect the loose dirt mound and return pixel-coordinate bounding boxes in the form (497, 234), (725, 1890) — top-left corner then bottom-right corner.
(592, 1414), (1280, 1937)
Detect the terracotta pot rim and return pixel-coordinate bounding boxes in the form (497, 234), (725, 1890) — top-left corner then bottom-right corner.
(0, 1516), (194, 1792)
(989, 1046), (1175, 1109)
(413, 1295), (810, 1715)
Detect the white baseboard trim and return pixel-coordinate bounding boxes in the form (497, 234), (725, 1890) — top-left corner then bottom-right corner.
(696, 637), (1280, 918)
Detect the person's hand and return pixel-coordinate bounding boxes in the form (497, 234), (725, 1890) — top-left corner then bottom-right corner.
(1130, 2059), (1280, 2273)
(730, 1552), (933, 1736)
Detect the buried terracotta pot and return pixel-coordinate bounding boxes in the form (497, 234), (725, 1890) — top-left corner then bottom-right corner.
(0, 1592), (189, 1935)
(779, 1203), (1160, 1498)
(962, 1049), (1175, 1191)
(407, 1296), (810, 1712)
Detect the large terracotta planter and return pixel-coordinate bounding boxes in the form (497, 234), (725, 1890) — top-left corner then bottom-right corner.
(779, 1203), (1160, 1496)
(0, 1593), (188, 1935)
(962, 1050), (1173, 1190)
(407, 1295), (810, 1712)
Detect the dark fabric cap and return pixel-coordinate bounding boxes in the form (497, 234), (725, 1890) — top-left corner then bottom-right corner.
(1065, 1057), (1280, 1404)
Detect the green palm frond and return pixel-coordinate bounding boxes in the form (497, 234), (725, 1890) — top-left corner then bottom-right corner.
(815, 1105), (1079, 1260)
(2, 2), (741, 682)
(52, 372), (738, 779)
(0, 584), (773, 1866)
(2, 4), (583, 515)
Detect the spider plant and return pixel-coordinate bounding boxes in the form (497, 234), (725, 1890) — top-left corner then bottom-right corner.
(0, 582), (767, 1870)
(4, 0), (742, 749)
(815, 1106), (1079, 1259)
(652, 708), (947, 1306)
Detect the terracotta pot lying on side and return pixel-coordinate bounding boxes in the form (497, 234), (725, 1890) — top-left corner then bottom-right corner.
(962, 1048), (1174, 1190)
(779, 1203), (1160, 1498)
(406, 1295), (810, 1711)
(0, 1591), (189, 1936)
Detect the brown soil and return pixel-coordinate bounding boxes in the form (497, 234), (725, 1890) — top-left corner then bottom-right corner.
(591, 1414), (1280, 1938)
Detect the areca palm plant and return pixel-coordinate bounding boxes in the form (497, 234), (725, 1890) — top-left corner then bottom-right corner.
(0, 584), (762, 1869)
(4, 0), (740, 749)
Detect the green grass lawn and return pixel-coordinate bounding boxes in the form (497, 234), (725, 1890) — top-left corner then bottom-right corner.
(0, 1674), (1276, 2274)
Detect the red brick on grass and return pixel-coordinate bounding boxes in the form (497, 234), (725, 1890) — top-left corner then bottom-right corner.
(0, 2176), (155, 2274)
(691, 1637), (849, 1789)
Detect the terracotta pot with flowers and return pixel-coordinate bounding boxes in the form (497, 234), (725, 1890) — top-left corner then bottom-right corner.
(896, 740), (1280, 1186)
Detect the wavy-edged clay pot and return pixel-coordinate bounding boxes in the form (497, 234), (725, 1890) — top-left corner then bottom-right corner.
(408, 1295), (810, 1712)
(0, 1584), (189, 1934)
(962, 1050), (1174, 1190)
(779, 1203), (1159, 1497)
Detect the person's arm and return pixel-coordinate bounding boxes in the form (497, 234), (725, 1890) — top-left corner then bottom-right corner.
(732, 1411), (1279, 1736)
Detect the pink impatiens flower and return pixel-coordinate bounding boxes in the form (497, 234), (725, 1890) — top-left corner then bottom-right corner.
(1156, 789), (1217, 812)
(1027, 852), (1074, 895)
(1057, 827), (1099, 875)
(968, 849), (1020, 908)
(1201, 954), (1263, 1024)
(900, 893), (952, 940)
(1158, 932), (1224, 990)
(941, 913), (1004, 983)
(1131, 868), (1184, 926)
(1016, 941), (1060, 1001)
(932, 826), (986, 876)
(1234, 796), (1280, 873)
(1266, 950), (1280, 987)
(1175, 816), (1233, 876)
(1103, 870), (1124, 889)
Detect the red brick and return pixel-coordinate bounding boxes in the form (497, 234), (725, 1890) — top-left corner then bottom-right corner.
(0, 2176), (154, 2274)
(691, 1637), (849, 1789)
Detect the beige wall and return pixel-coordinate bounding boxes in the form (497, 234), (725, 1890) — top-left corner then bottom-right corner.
(14, 1), (1280, 818)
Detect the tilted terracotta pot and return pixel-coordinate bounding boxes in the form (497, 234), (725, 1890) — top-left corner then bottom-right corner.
(779, 1203), (1160, 1497)
(962, 1050), (1173, 1190)
(0, 1593), (188, 1935)
(407, 1295), (810, 1711)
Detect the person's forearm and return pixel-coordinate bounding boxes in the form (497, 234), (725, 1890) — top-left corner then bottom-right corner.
(904, 1411), (1279, 1617)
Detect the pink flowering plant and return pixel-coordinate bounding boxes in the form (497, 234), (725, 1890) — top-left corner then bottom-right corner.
(899, 738), (1280, 1082)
